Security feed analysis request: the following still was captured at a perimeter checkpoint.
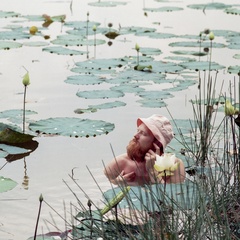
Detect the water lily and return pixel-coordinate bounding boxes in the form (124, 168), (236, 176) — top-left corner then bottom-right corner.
(154, 153), (179, 177)
(209, 32), (214, 41)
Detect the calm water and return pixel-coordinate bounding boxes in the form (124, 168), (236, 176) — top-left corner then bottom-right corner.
(0, 0), (239, 239)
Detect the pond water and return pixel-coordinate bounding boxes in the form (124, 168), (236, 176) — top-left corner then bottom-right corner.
(0, 0), (239, 239)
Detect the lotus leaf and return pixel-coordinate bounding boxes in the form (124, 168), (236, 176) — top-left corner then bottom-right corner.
(88, 1), (128, 7)
(104, 179), (200, 211)
(76, 89), (124, 99)
(171, 50), (207, 57)
(169, 41), (225, 48)
(227, 65), (240, 75)
(225, 7), (240, 15)
(88, 101), (126, 110)
(0, 123), (35, 144)
(23, 41), (49, 47)
(65, 75), (105, 85)
(0, 10), (20, 18)
(110, 84), (145, 93)
(75, 58), (127, 70)
(145, 60), (183, 73)
(42, 46), (86, 55)
(0, 31), (30, 40)
(0, 41), (22, 50)
(187, 3), (232, 10)
(29, 117), (115, 137)
(0, 144), (30, 155)
(139, 47), (162, 56)
(0, 176), (17, 193)
(137, 99), (167, 108)
(64, 20), (101, 30)
(144, 6), (184, 12)
(233, 54), (240, 59)
(179, 61), (225, 71)
(137, 90), (173, 100)
(139, 31), (176, 39)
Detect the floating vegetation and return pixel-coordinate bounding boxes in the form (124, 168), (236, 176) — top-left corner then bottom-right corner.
(76, 89), (124, 99)
(144, 6), (184, 12)
(29, 117), (115, 137)
(88, 1), (128, 7)
(0, 176), (17, 193)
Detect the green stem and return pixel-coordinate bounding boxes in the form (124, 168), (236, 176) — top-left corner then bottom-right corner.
(34, 195), (43, 240)
(23, 86), (27, 133)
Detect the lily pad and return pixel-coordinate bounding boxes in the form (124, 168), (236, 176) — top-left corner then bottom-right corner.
(227, 65), (240, 75)
(0, 10), (20, 18)
(76, 90), (124, 99)
(0, 41), (22, 50)
(43, 46), (87, 55)
(225, 7), (240, 15)
(179, 61), (225, 71)
(0, 123), (35, 144)
(88, 101), (126, 110)
(0, 31), (30, 40)
(88, 1), (128, 7)
(137, 99), (167, 108)
(110, 84), (145, 93)
(0, 176), (17, 193)
(137, 90), (174, 100)
(29, 117), (115, 137)
(64, 75), (105, 85)
(169, 41), (225, 48)
(144, 6), (183, 12)
(187, 3), (232, 10)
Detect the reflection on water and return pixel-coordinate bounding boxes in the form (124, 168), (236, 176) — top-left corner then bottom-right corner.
(22, 158), (29, 190)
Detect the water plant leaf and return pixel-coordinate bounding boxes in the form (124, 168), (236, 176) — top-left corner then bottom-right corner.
(88, 1), (128, 7)
(29, 117), (115, 137)
(0, 31), (30, 40)
(0, 176), (17, 193)
(23, 41), (49, 47)
(139, 47), (162, 56)
(169, 41), (225, 48)
(64, 75), (105, 85)
(227, 65), (240, 75)
(0, 123), (34, 144)
(136, 99), (167, 108)
(110, 84), (145, 93)
(137, 91), (174, 100)
(0, 41), (22, 50)
(225, 7), (240, 15)
(76, 89), (124, 99)
(0, 10), (20, 18)
(42, 46), (86, 55)
(88, 101), (126, 110)
(179, 61), (225, 71)
(0, 143), (30, 155)
(145, 60), (183, 73)
(144, 6), (183, 12)
(187, 3), (232, 10)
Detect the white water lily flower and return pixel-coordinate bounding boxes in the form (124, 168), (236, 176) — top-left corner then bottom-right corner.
(154, 153), (179, 176)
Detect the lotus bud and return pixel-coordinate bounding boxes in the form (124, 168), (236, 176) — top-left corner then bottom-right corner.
(39, 194), (43, 202)
(135, 43), (140, 52)
(92, 25), (97, 32)
(225, 100), (238, 116)
(209, 32), (215, 41)
(22, 72), (30, 86)
(29, 26), (38, 35)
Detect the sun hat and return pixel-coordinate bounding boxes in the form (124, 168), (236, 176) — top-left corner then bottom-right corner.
(137, 114), (174, 150)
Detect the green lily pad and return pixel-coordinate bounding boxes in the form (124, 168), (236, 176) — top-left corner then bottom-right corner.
(227, 65), (240, 75)
(0, 176), (17, 193)
(137, 90), (174, 100)
(0, 123), (35, 144)
(137, 99), (167, 108)
(145, 60), (183, 73)
(187, 3), (232, 10)
(179, 61), (225, 71)
(225, 7), (240, 15)
(139, 47), (162, 56)
(0, 10), (20, 18)
(64, 75), (105, 85)
(169, 41), (225, 48)
(171, 50), (208, 57)
(88, 1), (128, 7)
(0, 41), (22, 50)
(76, 89), (124, 99)
(0, 31), (30, 40)
(88, 100), (126, 110)
(23, 41), (49, 47)
(65, 20), (101, 30)
(29, 117), (115, 137)
(0, 144), (30, 155)
(110, 84), (145, 93)
(43, 46), (87, 55)
(144, 6), (183, 12)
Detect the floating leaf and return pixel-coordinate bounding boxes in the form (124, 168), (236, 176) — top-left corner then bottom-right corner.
(88, 101), (126, 110)
(0, 176), (17, 193)
(88, 1), (128, 7)
(42, 46), (87, 55)
(137, 90), (174, 100)
(137, 99), (167, 108)
(0, 10), (20, 18)
(76, 90), (124, 99)
(0, 41), (22, 50)
(29, 117), (115, 137)
(65, 75), (105, 85)
(0, 123), (35, 145)
(110, 84), (145, 93)
(227, 65), (240, 75)
(144, 6), (183, 12)
(187, 3), (232, 10)
(225, 7), (240, 15)
(179, 61), (225, 71)
(169, 41), (225, 48)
